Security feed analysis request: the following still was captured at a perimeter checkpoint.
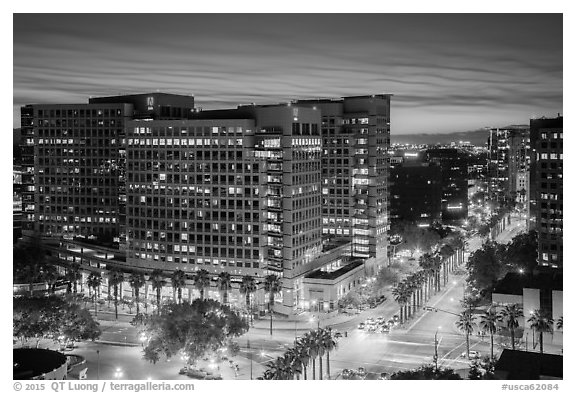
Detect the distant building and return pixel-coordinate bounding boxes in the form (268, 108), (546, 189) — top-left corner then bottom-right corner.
(529, 116), (562, 267)
(425, 148), (469, 223)
(389, 161), (442, 226)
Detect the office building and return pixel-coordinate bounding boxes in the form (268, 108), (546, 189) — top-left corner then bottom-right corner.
(125, 104), (326, 314)
(20, 93), (195, 241)
(295, 95), (391, 264)
(425, 148), (469, 223)
(389, 161), (442, 225)
(529, 116), (563, 267)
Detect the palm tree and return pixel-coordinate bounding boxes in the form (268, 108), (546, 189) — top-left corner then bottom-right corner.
(527, 309), (554, 354)
(217, 272), (232, 304)
(108, 268), (125, 320)
(149, 269), (165, 314)
(170, 269), (187, 304)
(285, 347), (303, 380)
(456, 310), (476, 359)
(321, 328), (338, 379)
(392, 282), (409, 323)
(306, 331), (320, 380)
(194, 269), (211, 300)
(500, 303), (523, 350)
(86, 272), (102, 316)
(556, 316), (563, 331)
(239, 275), (257, 325)
(294, 339), (311, 380)
(264, 274), (282, 335)
(128, 271), (146, 315)
(480, 307), (502, 359)
(42, 265), (60, 294)
(315, 329), (326, 380)
(65, 263), (81, 294)
(439, 243), (454, 285)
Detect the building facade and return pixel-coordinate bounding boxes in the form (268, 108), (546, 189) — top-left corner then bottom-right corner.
(389, 161), (442, 226)
(20, 93), (195, 241)
(425, 148), (469, 223)
(529, 116), (563, 267)
(125, 104), (324, 314)
(295, 95), (391, 264)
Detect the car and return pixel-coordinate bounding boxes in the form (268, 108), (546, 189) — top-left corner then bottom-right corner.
(377, 325), (390, 334)
(367, 325), (377, 332)
(387, 319), (396, 326)
(366, 317), (375, 323)
(356, 367), (367, 377)
(461, 350), (481, 359)
(357, 322), (365, 330)
(334, 332), (343, 339)
(393, 315), (400, 322)
(341, 368), (353, 379)
(376, 316), (385, 323)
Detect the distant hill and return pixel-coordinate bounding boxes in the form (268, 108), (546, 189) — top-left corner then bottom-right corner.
(392, 129), (490, 146)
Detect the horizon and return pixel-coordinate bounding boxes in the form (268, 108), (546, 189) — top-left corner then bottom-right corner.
(13, 14), (562, 133)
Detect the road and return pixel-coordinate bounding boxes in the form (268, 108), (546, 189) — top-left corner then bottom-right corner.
(50, 216), (526, 380)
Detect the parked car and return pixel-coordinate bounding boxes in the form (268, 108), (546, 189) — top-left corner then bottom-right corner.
(357, 322), (365, 330)
(334, 332), (343, 339)
(341, 369), (353, 379)
(393, 315), (400, 322)
(357, 367), (367, 378)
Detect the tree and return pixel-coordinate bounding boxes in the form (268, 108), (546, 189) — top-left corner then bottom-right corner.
(456, 310), (476, 359)
(321, 328), (337, 379)
(13, 240), (47, 296)
(294, 339), (310, 380)
(556, 316), (563, 331)
(107, 268), (125, 320)
(170, 270), (187, 304)
(466, 241), (505, 292)
(65, 263), (82, 294)
(390, 221), (441, 257)
(390, 364), (462, 380)
(499, 303), (523, 351)
(14, 296), (101, 346)
(264, 274), (282, 336)
(528, 309), (554, 354)
(41, 264), (61, 295)
(128, 272), (146, 315)
(306, 330), (320, 380)
(217, 272), (232, 304)
(479, 307), (502, 359)
(149, 269), (165, 314)
(239, 275), (257, 325)
(194, 269), (211, 300)
(392, 282), (409, 323)
(134, 299), (248, 366)
(86, 272), (102, 316)
(500, 230), (538, 274)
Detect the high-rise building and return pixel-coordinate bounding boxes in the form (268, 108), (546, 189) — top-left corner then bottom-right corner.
(20, 93), (195, 241)
(389, 161), (442, 226)
(487, 126), (530, 207)
(125, 104), (325, 314)
(529, 116), (563, 267)
(425, 148), (469, 223)
(295, 95), (391, 265)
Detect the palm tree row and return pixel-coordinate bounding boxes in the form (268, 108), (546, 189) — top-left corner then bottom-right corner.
(392, 267), (433, 324)
(262, 327), (337, 380)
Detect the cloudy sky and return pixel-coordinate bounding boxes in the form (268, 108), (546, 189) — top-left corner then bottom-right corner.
(13, 13), (563, 134)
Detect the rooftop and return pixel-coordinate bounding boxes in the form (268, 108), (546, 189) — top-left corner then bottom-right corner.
(494, 349), (563, 380)
(305, 260), (364, 280)
(493, 268), (563, 295)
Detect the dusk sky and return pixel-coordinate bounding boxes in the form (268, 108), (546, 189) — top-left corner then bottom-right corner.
(13, 13), (563, 134)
